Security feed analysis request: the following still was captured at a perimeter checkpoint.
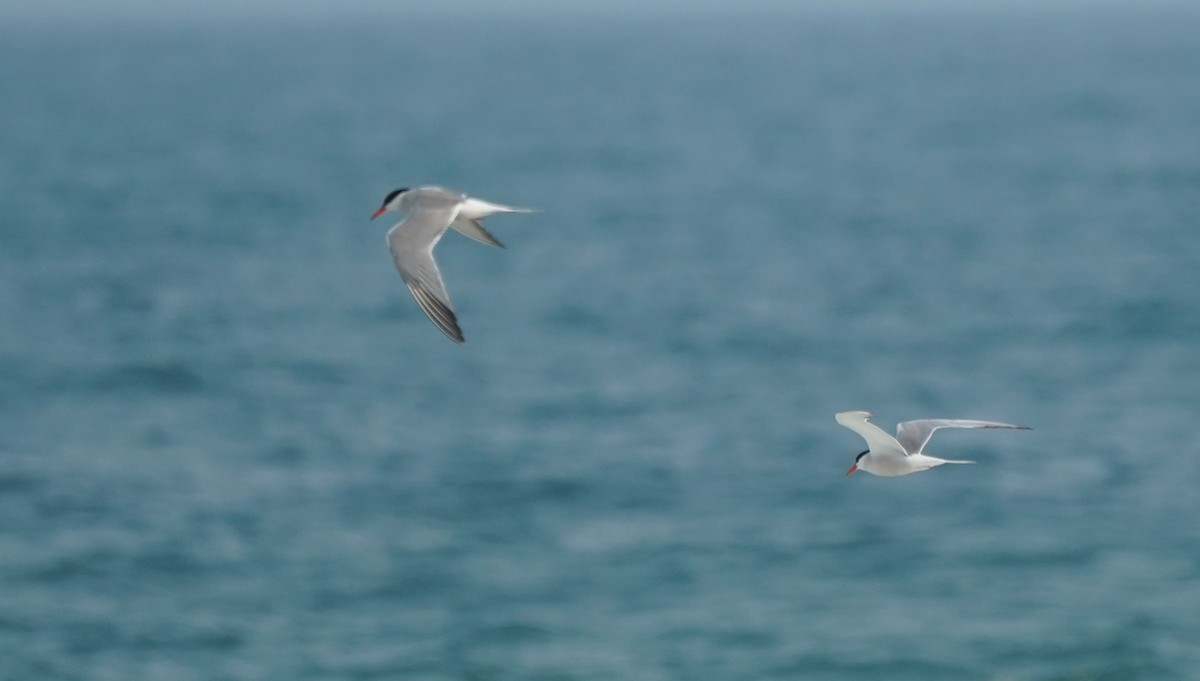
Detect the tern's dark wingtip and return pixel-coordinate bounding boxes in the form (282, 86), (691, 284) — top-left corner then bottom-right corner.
(435, 324), (465, 343)
(440, 322), (466, 344)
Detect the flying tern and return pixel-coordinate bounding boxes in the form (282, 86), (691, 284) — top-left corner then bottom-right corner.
(370, 185), (534, 343)
(836, 410), (1029, 477)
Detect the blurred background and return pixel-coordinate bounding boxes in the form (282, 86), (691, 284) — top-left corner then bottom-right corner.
(1, 2), (1198, 679)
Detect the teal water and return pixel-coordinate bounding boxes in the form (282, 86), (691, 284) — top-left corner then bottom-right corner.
(1, 7), (1199, 680)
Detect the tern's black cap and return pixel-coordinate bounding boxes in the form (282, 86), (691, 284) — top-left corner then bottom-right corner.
(382, 188), (408, 204)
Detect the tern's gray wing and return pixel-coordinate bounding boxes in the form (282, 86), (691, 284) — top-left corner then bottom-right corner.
(409, 185), (467, 208)
(386, 205), (464, 343)
(450, 216), (505, 249)
(835, 411), (907, 456)
(895, 419), (1030, 454)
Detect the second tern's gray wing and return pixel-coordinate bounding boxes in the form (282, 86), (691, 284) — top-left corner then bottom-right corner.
(386, 205), (465, 343)
(450, 216), (505, 248)
(835, 411), (907, 456)
(895, 419), (1031, 454)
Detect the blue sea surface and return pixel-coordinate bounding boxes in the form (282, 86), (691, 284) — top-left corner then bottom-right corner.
(1, 6), (1199, 680)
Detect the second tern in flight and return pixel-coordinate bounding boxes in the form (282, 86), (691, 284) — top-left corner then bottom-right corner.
(371, 186), (534, 343)
(836, 410), (1030, 477)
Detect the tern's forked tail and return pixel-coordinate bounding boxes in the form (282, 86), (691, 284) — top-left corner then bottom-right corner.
(458, 197), (537, 218)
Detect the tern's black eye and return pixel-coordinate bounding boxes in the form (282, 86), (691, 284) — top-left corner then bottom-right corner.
(383, 188), (408, 204)
(855, 450), (869, 462)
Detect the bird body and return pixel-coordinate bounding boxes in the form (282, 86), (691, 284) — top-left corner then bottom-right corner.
(836, 410), (1029, 477)
(370, 186), (534, 343)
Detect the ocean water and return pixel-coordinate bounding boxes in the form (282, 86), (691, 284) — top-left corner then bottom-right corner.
(1, 6), (1199, 680)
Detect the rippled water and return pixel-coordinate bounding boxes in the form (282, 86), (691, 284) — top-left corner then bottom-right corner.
(1, 7), (1199, 680)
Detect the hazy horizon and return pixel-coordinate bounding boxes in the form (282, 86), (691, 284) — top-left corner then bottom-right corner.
(4, 0), (1197, 26)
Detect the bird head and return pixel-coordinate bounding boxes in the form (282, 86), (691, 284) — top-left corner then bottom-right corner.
(371, 187), (409, 219)
(846, 450), (869, 476)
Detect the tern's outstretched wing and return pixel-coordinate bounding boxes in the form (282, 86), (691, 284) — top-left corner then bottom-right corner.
(835, 411), (907, 456)
(450, 216), (506, 249)
(386, 205), (464, 343)
(895, 419), (1030, 454)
